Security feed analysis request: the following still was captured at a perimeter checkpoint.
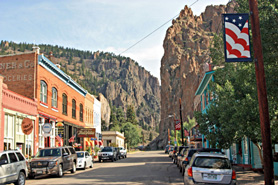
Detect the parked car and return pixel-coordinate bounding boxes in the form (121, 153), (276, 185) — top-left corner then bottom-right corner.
(168, 146), (174, 158)
(115, 147), (121, 160)
(0, 150), (28, 185)
(119, 147), (127, 159)
(98, 147), (117, 162)
(173, 146), (186, 164)
(183, 151), (236, 185)
(177, 147), (189, 168)
(164, 145), (172, 154)
(180, 148), (202, 175)
(76, 151), (93, 170)
(28, 146), (77, 178)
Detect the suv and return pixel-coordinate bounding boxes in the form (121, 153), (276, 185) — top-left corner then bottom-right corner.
(183, 151), (236, 185)
(0, 150), (28, 185)
(119, 147), (127, 159)
(28, 146), (77, 178)
(98, 147), (117, 162)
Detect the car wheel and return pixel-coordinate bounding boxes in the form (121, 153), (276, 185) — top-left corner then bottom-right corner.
(90, 161), (93, 168)
(57, 164), (63, 177)
(71, 162), (76, 173)
(99, 158), (102, 163)
(182, 168), (184, 176)
(125, 154), (127, 158)
(180, 166), (182, 172)
(14, 171), (26, 185)
(83, 162), (86, 170)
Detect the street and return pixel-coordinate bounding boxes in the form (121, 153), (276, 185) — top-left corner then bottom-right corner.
(26, 151), (184, 185)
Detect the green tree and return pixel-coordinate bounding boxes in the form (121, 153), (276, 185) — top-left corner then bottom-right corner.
(116, 107), (125, 126)
(121, 122), (141, 150)
(195, 0), (278, 166)
(126, 105), (137, 125)
(149, 132), (153, 141)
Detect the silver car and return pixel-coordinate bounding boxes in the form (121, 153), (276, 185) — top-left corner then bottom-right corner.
(0, 150), (28, 185)
(184, 152), (236, 185)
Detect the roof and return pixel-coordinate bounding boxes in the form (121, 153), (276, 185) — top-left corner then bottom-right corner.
(195, 70), (215, 95)
(38, 54), (87, 97)
(194, 152), (227, 158)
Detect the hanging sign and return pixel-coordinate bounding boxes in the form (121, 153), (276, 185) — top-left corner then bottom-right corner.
(223, 13), (252, 62)
(21, 118), (33, 135)
(175, 120), (181, 130)
(42, 123), (52, 137)
(77, 128), (96, 137)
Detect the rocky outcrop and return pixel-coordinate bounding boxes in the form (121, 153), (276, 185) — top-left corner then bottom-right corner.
(91, 53), (161, 128)
(153, 2), (236, 149)
(98, 93), (111, 127)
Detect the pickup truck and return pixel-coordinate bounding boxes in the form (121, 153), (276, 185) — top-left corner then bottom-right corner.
(28, 146), (77, 178)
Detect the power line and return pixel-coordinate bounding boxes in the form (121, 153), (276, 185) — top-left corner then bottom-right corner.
(120, 0), (200, 55)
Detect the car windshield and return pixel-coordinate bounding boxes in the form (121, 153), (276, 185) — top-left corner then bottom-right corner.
(36, 149), (61, 157)
(193, 157), (231, 169)
(101, 148), (112, 152)
(77, 152), (85, 158)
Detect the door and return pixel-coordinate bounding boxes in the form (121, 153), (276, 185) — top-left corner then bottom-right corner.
(85, 152), (91, 167)
(7, 152), (19, 181)
(62, 148), (70, 170)
(0, 153), (12, 183)
(65, 148), (73, 168)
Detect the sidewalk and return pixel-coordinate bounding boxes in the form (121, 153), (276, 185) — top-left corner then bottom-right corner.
(234, 165), (278, 185)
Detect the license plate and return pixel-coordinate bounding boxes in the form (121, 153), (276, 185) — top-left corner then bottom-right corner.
(36, 170), (43, 174)
(102, 157), (108, 159)
(207, 174), (217, 179)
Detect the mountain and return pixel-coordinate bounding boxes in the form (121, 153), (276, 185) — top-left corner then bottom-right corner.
(0, 41), (161, 130)
(149, 2), (236, 149)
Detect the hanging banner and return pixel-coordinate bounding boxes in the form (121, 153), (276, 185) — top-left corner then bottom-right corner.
(21, 118), (33, 135)
(223, 13), (252, 62)
(175, 119), (181, 130)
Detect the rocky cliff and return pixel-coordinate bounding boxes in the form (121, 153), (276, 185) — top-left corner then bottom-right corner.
(152, 2), (235, 149)
(91, 52), (161, 128)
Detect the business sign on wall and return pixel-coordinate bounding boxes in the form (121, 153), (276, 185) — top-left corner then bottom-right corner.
(42, 123), (52, 137)
(77, 128), (96, 137)
(21, 118), (33, 135)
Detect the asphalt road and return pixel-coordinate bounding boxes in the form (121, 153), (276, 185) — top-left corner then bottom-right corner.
(26, 151), (184, 185)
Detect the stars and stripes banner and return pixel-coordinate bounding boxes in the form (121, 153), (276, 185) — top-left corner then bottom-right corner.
(175, 120), (181, 130)
(68, 134), (76, 143)
(223, 13), (252, 62)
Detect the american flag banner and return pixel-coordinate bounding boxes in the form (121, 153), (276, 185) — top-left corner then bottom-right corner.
(68, 134), (76, 143)
(223, 13), (252, 62)
(175, 120), (181, 130)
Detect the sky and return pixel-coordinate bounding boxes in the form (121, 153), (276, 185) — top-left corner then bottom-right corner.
(0, 0), (229, 82)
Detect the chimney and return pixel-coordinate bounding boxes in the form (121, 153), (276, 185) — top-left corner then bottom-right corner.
(49, 51), (53, 61)
(32, 46), (40, 54)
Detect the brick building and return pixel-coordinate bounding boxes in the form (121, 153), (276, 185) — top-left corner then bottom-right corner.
(0, 48), (94, 153)
(0, 75), (38, 155)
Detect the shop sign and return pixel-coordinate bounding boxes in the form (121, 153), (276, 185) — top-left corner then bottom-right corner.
(42, 123), (52, 137)
(21, 118), (33, 135)
(77, 128), (96, 137)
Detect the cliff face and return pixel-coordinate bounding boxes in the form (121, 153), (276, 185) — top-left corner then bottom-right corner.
(91, 52), (161, 128)
(157, 2), (235, 148)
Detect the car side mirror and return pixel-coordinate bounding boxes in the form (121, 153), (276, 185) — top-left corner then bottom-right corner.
(63, 153), (69, 157)
(182, 161), (189, 165)
(0, 160), (8, 165)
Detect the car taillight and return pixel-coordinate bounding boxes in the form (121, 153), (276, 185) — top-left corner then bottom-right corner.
(185, 157), (188, 161)
(188, 167), (193, 177)
(232, 170), (236, 180)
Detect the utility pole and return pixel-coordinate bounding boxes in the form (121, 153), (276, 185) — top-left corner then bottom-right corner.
(179, 98), (184, 146)
(249, 0), (274, 184)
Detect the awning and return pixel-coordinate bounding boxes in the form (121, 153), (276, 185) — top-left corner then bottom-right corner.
(90, 141), (94, 146)
(94, 140), (98, 145)
(85, 141), (89, 146)
(99, 141), (103, 146)
(39, 112), (57, 121)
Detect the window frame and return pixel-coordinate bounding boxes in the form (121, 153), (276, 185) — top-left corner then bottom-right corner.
(72, 99), (76, 119)
(62, 93), (68, 115)
(40, 80), (48, 104)
(52, 87), (58, 108)
(80, 103), (83, 122)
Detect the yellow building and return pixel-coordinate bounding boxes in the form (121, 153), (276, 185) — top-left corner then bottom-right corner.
(102, 131), (125, 148)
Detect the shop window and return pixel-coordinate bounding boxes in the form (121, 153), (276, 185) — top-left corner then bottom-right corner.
(80, 104), (83, 122)
(72, 99), (76, 119)
(40, 80), (47, 104)
(52, 87), (58, 108)
(4, 114), (14, 150)
(62, 93), (68, 115)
